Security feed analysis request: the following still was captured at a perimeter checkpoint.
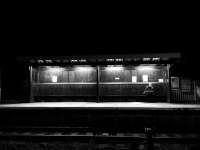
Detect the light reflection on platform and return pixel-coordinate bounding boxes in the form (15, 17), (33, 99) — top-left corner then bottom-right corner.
(1, 102), (200, 110)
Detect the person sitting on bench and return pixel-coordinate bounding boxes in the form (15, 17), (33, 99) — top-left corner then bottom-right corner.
(143, 83), (154, 96)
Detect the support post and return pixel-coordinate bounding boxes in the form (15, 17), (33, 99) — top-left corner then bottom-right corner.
(145, 127), (154, 150)
(0, 67), (1, 103)
(29, 66), (34, 102)
(167, 64), (171, 103)
(194, 80), (197, 102)
(96, 65), (100, 102)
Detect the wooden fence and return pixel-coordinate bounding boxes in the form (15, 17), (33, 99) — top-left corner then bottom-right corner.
(171, 79), (200, 103)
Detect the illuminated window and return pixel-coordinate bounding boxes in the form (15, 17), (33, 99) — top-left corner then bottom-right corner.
(132, 76), (137, 83)
(142, 75), (148, 82)
(158, 78), (164, 83)
(51, 75), (58, 83)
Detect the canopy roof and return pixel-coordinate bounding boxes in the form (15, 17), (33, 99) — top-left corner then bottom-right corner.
(17, 52), (181, 65)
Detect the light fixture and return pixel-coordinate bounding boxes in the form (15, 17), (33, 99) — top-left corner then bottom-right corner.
(105, 65), (123, 71)
(158, 78), (164, 82)
(51, 75), (58, 83)
(136, 65), (155, 71)
(115, 77), (120, 80)
(79, 59), (87, 62)
(142, 75), (148, 82)
(37, 60), (44, 63)
(71, 59), (78, 62)
(152, 58), (160, 61)
(115, 58), (123, 62)
(106, 59), (114, 62)
(143, 58), (151, 61)
(45, 60), (52, 63)
(46, 67), (64, 73)
(75, 66), (93, 72)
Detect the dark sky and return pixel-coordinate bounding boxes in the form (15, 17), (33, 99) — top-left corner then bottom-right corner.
(2, 10), (199, 61)
(2, 30), (195, 56)
(2, 33), (197, 67)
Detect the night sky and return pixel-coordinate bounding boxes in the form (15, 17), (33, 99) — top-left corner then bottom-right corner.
(1, 10), (199, 65)
(1, 34), (197, 59)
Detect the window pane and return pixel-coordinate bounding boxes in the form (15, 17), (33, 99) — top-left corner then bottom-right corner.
(33, 66), (96, 83)
(32, 66), (97, 100)
(100, 66), (131, 82)
(99, 65), (169, 101)
(68, 66), (96, 82)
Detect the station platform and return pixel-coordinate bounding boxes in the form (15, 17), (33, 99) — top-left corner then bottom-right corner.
(1, 102), (200, 110)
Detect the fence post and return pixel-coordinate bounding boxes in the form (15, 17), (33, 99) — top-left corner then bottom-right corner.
(194, 80), (197, 103)
(145, 127), (154, 150)
(96, 65), (100, 103)
(29, 66), (34, 103)
(167, 64), (171, 103)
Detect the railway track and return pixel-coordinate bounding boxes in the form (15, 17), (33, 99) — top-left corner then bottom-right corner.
(1, 128), (200, 150)
(1, 127), (200, 143)
(1, 104), (200, 149)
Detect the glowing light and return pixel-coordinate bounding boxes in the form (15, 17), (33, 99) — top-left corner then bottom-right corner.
(105, 65), (123, 71)
(75, 66), (93, 72)
(143, 58), (151, 61)
(152, 57), (160, 61)
(79, 59), (87, 62)
(115, 77), (120, 80)
(142, 75), (148, 82)
(45, 60), (52, 63)
(51, 75), (58, 83)
(136, 66), (155, 71)
(38, 60), (44, 63)
(71, 59), (78, 62)
(158, 78), (164, 82)
(132, 76), (137, 83)
(115, 58), (123, 61)
(106, 59), (114, 62)
(47, 67), (64, 73)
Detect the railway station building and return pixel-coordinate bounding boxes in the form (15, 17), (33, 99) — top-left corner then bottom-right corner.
(0, 52), (200, 104)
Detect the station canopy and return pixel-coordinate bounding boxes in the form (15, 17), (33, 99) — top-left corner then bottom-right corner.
(18, 52), (181, 65)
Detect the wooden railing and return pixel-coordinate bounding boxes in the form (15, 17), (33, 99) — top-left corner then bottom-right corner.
(171, 89), (196, 103)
